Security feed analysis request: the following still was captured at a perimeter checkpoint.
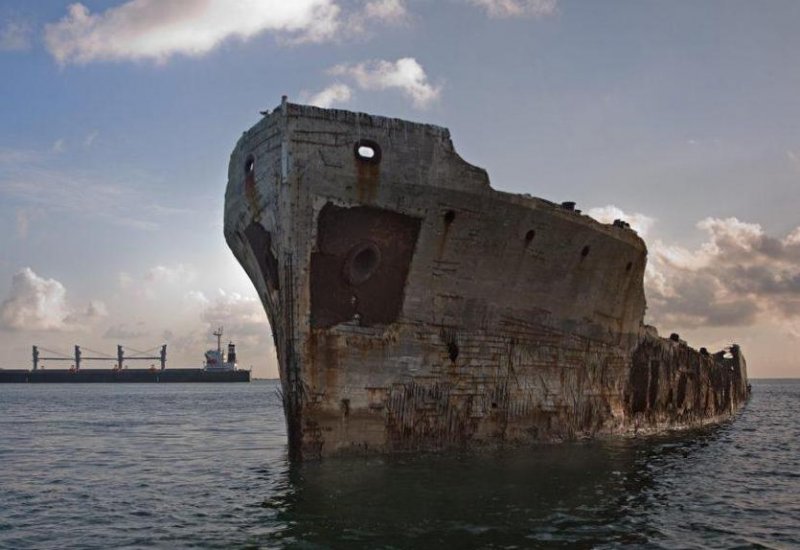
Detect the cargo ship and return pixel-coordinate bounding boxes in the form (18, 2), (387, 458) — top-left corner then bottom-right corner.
(224, 98), (749, 460)
(0, 328), (250, 383)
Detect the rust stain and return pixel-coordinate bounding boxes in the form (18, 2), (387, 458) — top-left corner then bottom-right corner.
(356, 161), (380, 203)
(244, 171), (262, 219)
(307, 330), (341, 395)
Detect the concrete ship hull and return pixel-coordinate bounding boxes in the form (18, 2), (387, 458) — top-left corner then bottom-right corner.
(0, 369), (250, 383)
(224, 100), (748, 460)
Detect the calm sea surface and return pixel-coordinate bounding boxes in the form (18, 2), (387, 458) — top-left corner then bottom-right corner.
(0, 379), (797, 549)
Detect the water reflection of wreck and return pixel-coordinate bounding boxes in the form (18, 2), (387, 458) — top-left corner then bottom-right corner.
(224, 98), (749, 460)
(260, 436), (712, 547)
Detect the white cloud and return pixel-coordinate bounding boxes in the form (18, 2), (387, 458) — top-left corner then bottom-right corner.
(467, 0), (558, 18)
(199, 289), (267, 340)
(364, 0), (408, 21)
(44, 0), (341, 65)
(0, 268), (69, 331)
(588, 206), (800, 333)
(647, 217), (800, 329)
(304, 83), (352, 108)
(785, 227), (800, 247)
(329, 57), (441, 108)
(145, 264), (196, 285)
(346, 0), (409, 34)
(118, 272), (134, 290)
(111, 265), (199, 303)
(52, 139), (65, 153)
(168, 288), (271, 368)
(103, 322), (150, 340)
(186, 290), (210, 305)
(0, 19), (32, 51)
(587, 204), (655, 237)
(0, 268), (105, 331)
(115, 264), (197, 299)
(64, 300), (108, 326)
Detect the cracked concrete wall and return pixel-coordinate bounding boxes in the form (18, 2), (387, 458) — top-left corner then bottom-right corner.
(225, 100), (749, 460)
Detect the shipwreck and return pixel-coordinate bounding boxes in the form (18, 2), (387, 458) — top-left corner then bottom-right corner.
(224, 98), (749, 461)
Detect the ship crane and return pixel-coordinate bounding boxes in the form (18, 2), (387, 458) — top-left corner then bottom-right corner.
(214, 327), (224, 355)
(32, 344), (167, 371)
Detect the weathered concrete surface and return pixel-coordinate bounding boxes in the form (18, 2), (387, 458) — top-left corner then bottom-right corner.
(224, 99), (749, 460)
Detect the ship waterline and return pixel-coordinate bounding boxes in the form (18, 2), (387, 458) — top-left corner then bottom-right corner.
(224, 99), (748, 460)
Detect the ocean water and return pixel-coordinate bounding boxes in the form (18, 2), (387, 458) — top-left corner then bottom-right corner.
(0, 380), (797, 549)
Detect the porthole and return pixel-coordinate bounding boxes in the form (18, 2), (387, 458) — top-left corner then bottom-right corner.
(626, 261), (633, 272)
(525, 230), (536, 243)
(343, 241), (381, 286)
(354, 139), (382, 164)
(447, 342), (459, 362)
(444, 210), (456, 224)
(581, 246), (590, 258)
(244, 155), (255, 176)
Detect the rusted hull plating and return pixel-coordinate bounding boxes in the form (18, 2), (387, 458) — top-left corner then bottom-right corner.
(224, 99), (749, 460)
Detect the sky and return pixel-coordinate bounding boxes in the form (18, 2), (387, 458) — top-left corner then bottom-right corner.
(0, 0), (798, 378)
